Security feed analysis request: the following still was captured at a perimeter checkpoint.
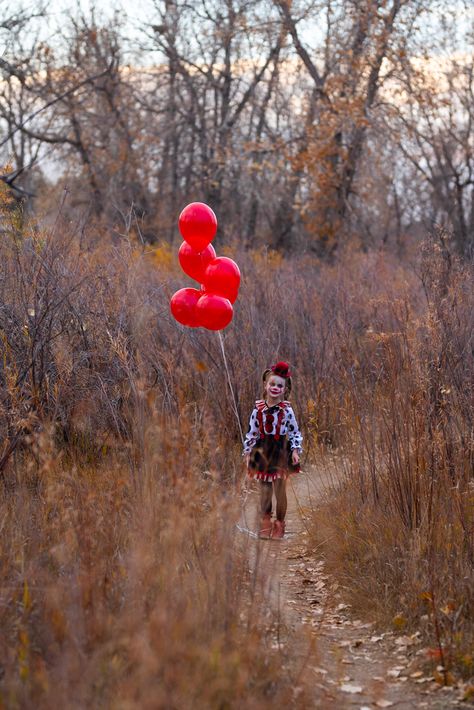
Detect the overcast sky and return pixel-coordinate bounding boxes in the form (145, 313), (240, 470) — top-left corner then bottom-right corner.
(43, 0), (474, 53)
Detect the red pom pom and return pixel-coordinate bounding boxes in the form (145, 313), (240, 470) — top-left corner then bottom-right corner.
(271, 361), (291, 378)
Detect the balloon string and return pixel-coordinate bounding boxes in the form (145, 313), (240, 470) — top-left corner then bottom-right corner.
(217, 330), (244, 445)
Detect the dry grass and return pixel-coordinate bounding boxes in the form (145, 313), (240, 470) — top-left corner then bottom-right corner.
(310, 236), (474, 680)
(0, 194), (472, 700)
(0, 205), (316, 707)
(0, 419), (309, 708)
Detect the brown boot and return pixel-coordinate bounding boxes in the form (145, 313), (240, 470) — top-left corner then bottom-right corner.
(272, 520), (285, 539)
(259, 513), (273, 539)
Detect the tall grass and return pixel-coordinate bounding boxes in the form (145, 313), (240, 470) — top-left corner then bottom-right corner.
(0, 206), (316, 706)
(0, 427), (306, 707)
(311, 236), (474, 679)
(0, 194), (472, 697)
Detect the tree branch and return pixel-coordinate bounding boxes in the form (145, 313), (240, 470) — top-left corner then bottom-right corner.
(0, 63), (115, 150)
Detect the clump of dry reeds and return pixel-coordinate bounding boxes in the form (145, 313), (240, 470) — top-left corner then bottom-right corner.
(310, 233), (474, 680)
(0, 202), (316, 707)
(1, 420), (309, 707)
(1, 189), (472, 696)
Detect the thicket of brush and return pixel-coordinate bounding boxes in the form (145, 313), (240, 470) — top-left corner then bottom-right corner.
(311, 235), (474, 681)
(0, 199), (311, 706)
(0, 189), (472, 701)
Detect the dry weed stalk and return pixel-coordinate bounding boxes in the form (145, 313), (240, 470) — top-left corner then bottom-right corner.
(1, 192), (472, 697)
(312, 232), (473, 680)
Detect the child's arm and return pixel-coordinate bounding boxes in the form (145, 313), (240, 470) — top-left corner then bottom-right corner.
(243, 407), (260, 464)
(287, 407), (303, 462)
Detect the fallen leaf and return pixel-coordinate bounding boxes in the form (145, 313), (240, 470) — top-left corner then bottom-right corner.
(393, 613), (407, 629)
(434, 670), (455, 686)
(395, 635), (412, 646)
(340, 684), (363, 694)
(311, 667), (328, 675)
(375, 701), (394, 708)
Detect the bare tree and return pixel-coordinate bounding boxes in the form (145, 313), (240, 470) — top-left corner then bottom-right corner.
(3, 0), (472, 255)
(273, 0), (433, 253)
(137, 0), (291, 241)
(0, 1), (47, 199)
(0, 7), (145, 229)
(384, 45), (474, 255)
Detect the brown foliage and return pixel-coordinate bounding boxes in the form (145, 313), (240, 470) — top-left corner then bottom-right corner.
(0, 209), (314, 705)
(0, 440), (305, 707)
(2, 1), (473, 256)
(309, 232), (474, 679)
(0, 190), (473, 697)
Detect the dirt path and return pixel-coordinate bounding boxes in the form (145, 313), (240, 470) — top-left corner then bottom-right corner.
(238, 467), (466, 709)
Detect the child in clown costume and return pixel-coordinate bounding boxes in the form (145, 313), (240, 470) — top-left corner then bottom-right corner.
(243, 362), (302, 539)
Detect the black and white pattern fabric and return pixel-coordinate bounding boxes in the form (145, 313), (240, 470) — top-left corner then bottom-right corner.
(243, 402), (303, 455)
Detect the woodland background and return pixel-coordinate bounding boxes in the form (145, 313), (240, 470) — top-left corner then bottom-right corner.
(0, 0), (473, 706)
(1, 0), (473, 255)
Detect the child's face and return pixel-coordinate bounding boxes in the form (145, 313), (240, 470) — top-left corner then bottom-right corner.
(265, 374), (286, 402)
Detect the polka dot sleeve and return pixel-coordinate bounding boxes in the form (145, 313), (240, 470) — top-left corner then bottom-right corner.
(243, 408), (260, 455)
(286, 406), (303, 452)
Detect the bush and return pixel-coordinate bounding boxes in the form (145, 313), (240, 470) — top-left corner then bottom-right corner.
(310, 234), (474, 679)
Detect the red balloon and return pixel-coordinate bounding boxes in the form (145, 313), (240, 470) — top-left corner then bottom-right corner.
(170, 288), (201, 327)
(201, 282), (238, 304)
(178, 242), (216, 283)
(203, 257), (240, 302)
(178, 202), (217, 252)
(196, 294), (233, 331)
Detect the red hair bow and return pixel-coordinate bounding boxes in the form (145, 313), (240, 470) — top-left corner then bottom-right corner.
(271, 361), (292, 378)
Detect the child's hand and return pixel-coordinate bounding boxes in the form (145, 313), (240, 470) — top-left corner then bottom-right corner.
(291, 450), (299, 465)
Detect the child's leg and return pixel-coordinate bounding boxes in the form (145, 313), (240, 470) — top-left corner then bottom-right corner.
(273, 478), (287, 522)
(258, 481), (273, 538)
(260, 481), (273, 515)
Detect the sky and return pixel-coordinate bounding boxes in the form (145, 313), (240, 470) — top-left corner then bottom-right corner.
(41, 0), (474, 54)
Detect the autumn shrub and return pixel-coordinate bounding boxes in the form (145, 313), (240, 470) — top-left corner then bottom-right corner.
(310, 234), (474, 679)
(2, 192), (473, 694)
(0, 205), (321, 707)
(0, 400), (316, 708)
(0, 213), (352, 476)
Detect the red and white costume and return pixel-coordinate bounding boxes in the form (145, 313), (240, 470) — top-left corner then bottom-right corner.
(243, 399), (303, 481)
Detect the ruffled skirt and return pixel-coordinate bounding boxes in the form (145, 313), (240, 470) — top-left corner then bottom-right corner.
(247, 435), (300, 482)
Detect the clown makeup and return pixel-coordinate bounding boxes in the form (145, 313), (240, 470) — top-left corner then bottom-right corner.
(265, 374), (286, 406)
